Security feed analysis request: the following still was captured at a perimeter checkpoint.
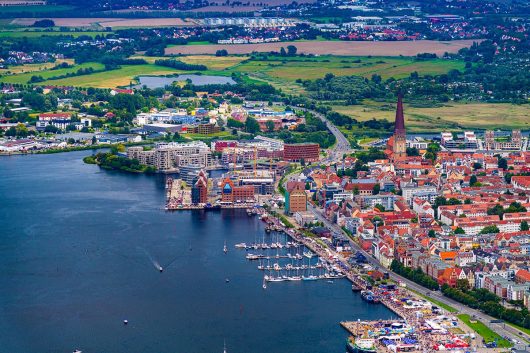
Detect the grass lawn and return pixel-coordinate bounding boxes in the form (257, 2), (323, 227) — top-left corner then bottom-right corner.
(0, 30), (110, 38)
(185, 131), (232, 140)
(332, 100), (530, 132)
(458, 314), (512, 348)
(0, 62), (105, 84)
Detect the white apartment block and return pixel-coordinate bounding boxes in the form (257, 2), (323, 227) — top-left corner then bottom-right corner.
(127, 141), (212, 171)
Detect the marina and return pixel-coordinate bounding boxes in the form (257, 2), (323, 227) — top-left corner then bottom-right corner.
(0, 150), (394, 353)
(243, 207), (484, 353)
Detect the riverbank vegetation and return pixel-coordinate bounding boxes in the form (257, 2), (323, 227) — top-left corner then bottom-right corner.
(84, 152), (156, 173)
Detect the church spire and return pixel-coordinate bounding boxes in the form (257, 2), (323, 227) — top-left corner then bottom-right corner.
(394, 92), (405, 133)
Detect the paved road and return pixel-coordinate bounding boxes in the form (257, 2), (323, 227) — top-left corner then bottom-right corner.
(295, 107), (353, 163)
(306, 203), (530, 348)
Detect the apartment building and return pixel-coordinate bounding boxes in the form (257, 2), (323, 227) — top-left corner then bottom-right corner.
(127, 141), (212, 171)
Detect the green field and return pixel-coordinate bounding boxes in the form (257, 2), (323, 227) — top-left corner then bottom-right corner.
(332, 100), (530, 132)
(220, 55), (465, 95)
(231, 56), (464, 81)
(458, 314), (512, 347)
(134, 55), (249, 71)
(0, 54), (467, 92)
(37, 64), (184, 88)
(0, 59), (74, 75)
(0, 62), (105, 84)
(0, 31), (110, 38)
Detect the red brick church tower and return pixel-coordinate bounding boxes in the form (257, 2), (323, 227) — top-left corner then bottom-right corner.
(391, 93), (407, 159)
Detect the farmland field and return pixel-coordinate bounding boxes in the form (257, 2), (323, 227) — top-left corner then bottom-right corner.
(0, 59), (74, 75)
(37, 65), (184, 88)
(0, 54), (468, 92)
(10, 17), (195, 29)
(0, 62), (105, 84)
(231, 56), (465, 80)
(134, 55), (249, 70)
(166, 39), (480, 56)
(332, 101), (530, 132)
(0, 30), (110, 38)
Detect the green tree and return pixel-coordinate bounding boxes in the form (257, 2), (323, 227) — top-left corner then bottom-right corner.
(480, 225), (500, 234)
(454, 227), (466, 234)
(373, 183), (380, 195)
(227, 118), (244, 129)
(456, 279), (470, 290)
(5, 126), (16, 137)
(521, 220), (529, 231)
(469, 175), (478, 186)
(498, 157), (508, 170)
(245, 117), (260, 134)
(265, 120), (275, 132)
(374, 204), (385, 212)
(406, 147), (419, 157)
(286, 45), (297, 56)
(487, 204), (504, 217)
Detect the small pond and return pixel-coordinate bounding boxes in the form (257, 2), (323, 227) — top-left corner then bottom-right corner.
(134, 74), (236, 89)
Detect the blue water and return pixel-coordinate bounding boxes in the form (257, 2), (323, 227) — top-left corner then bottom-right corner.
(0, 151), (393, 353)
(135, 74), (236, 89)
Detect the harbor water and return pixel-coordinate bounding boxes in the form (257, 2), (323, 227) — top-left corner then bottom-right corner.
(0, 150), (393, 353)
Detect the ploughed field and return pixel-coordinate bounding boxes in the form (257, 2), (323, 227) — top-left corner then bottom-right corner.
(9, 17), (195, 28)
(166, 39), (480, 56)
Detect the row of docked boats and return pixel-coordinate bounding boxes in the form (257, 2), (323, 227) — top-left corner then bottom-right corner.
(263, 273), (345, 282)
(234, 241), (302, 250)
(257, 263), (323, 271)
